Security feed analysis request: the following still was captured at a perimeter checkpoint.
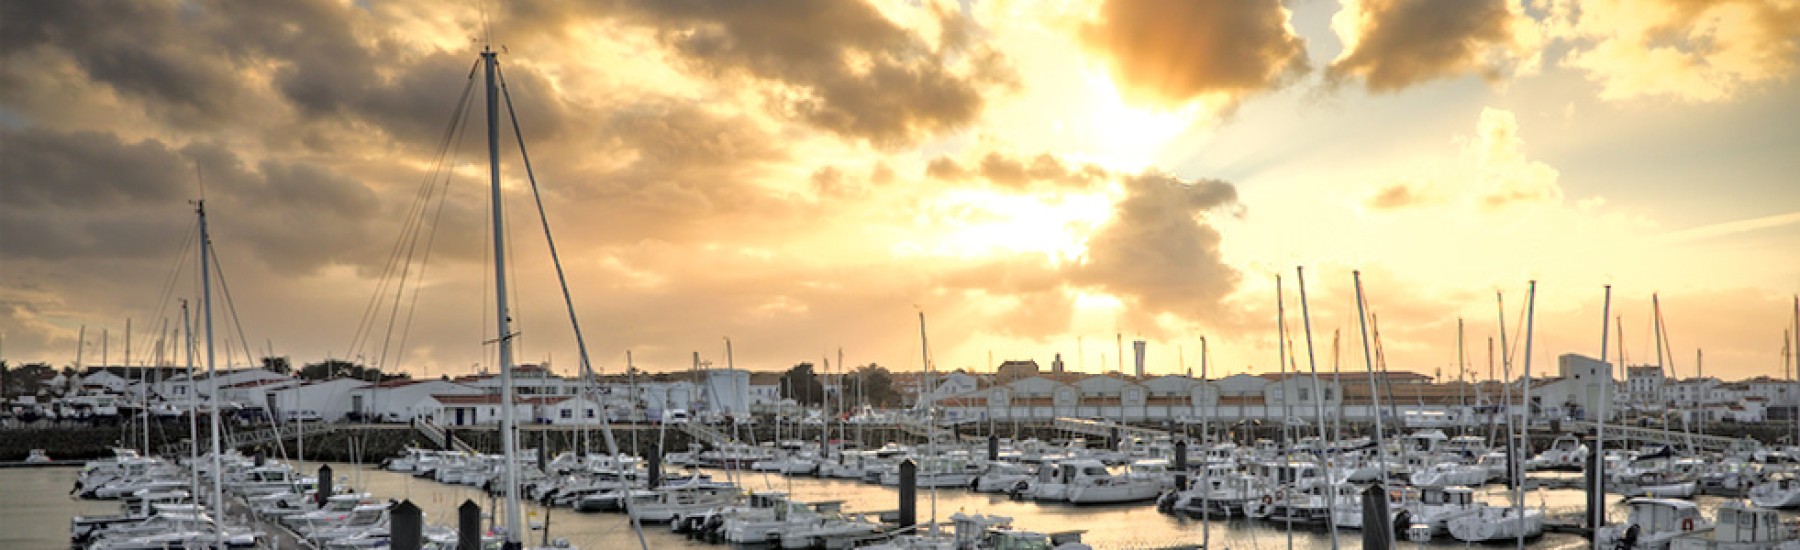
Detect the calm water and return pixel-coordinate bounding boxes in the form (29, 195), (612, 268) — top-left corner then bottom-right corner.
(14, 462), (1761, 549)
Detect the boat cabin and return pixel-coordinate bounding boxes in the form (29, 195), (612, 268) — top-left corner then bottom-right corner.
(1624, 498), (1708, 535)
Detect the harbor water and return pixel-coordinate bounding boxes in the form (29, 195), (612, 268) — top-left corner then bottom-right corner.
(15, 460), (1741, 549)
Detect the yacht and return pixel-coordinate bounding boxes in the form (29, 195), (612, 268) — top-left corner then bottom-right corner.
(1064, 459), (1162, 504)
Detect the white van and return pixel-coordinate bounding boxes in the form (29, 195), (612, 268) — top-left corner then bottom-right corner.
(664, 409), (691, 425)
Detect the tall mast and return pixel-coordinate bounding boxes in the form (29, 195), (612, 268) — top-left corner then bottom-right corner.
(182, 300), (200, 507)
(197, 200), (224, 543)
(1519, 282), (1538, 550)
(481, 46), (523, 547)
(1593, 285), (1611, 550)
(1199, 334), (1210, 550)
(1294, 267), (1337, 550)
(1351, 271), (1390, 501)
(918, 311), (937, 533)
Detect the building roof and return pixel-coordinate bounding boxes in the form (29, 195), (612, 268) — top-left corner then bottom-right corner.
(430, 394), (571, 405)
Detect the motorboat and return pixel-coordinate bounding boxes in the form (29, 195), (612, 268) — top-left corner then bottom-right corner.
(1597, 498), (1714, 550)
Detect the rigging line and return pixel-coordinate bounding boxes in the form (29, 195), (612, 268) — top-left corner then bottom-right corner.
(206, 243), (257, 371)
(377, 96), (474, 373)
(147, 219), (200, 330)
(377, 72), (478, 370)
(391, 77), (481, 379)
(346, 64), (479, 362)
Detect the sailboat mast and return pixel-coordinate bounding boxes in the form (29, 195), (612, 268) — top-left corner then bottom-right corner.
(197, 200), (224, 543)
(1518, 282), (1537, 550)
(1598, 283), (1612, 550)
(1294, 267), (1338, 550)
(481, 47), (524, 547)
(1351, 271), (1390, 497)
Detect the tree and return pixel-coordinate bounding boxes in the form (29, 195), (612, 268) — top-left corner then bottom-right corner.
(298, 360), (407, 382)
(261, 356), (292, 375)
(779, 362), (825, 406)
(1, 362), (57, 398)
(846, 364), (901, 408)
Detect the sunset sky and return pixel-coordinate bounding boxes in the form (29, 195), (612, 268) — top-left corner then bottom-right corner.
(2, 0), (1797, 382)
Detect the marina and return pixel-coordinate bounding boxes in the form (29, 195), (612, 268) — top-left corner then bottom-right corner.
(6, 1), (1800, 550)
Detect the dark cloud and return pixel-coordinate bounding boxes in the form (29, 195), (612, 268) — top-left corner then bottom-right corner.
(1074, 172), (1242, 324)
(0, 128), (386, 272)
(1080, 0), (1310, 107)
(0, 130), (190, 208)
(0, 0), (252, 128)
(515, 0), (1008, 147)
(1328, 0), (1515, 92)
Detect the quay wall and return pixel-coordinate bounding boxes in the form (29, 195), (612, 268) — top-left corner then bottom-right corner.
(3, 420), (1790, 463)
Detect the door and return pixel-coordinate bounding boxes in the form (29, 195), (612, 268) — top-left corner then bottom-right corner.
(454, 408), (466, 426)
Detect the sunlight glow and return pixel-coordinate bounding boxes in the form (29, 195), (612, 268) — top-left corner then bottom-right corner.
(1073, 72), (1200, 173)
(924, 188), (1114, 263)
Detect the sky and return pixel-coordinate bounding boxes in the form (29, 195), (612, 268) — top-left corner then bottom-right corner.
(1, 0), (1797, 382)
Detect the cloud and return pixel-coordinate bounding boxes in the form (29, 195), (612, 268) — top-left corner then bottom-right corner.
(925, 151), (1107, 190)
(1553, 0), (1800, 102)
(1073, 172), (1242, 326)
(1079, 0), (1310, 108)
(1470, 108), (1562, 209)
(1364, 181), (1437, 210)
(1327, 0), (1530, 92)
(557, 0), (1010, 147)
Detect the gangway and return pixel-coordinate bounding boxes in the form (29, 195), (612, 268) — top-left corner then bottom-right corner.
(1053, 417), (1171, 441)
(1561, 420), (1751, 454)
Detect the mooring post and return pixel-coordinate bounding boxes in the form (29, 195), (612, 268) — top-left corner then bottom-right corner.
(898, 458), (917, 529)
(458, 499), (481, 550)
(391, 499), (422, 550)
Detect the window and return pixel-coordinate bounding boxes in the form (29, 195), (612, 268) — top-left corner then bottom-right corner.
(560, 409), (572, 419)
(585, 409), (595, 418)
(1298, 388), (1311, 402)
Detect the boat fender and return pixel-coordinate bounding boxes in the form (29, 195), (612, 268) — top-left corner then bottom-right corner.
(1682, 518), (1694, 531)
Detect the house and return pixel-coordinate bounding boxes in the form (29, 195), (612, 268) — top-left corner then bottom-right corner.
(156, 368), (292, 406)
(995, 360), (1040, 383)
(698, 369), (751, 416)
(78, 370), (132, 394)
(425, 394), (544, 426)
(265, 378), (370, 422)
(1626, 366), (1665, 407)
(457, 363), (584, 397)
(747, 372), (783, 408)
(1523, 354), (1616, 421)
(1665, 377), (1720, 408)
(541, 395), (605, 425)
(350, 380), (482, 422)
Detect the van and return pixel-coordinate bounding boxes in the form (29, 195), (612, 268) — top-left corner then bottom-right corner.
(664, 409), (691, 425)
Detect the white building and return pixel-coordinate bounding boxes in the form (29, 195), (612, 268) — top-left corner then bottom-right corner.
(265, 378), (370, 422)
(1527, 354), (1616, 421)
(425, 394), (540, 427)
(156, 368), (293, 406)
(79, 370), (132, 394)
(541, 395), (606, 426)
(698, 369), (751, 416)
(350, 380), (483, 422)
(1626, 366), (1665, 407)
(1666, 378), (1720, 408)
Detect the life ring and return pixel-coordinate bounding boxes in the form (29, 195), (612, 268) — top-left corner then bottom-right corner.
(1682, 518), (1694, 531)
